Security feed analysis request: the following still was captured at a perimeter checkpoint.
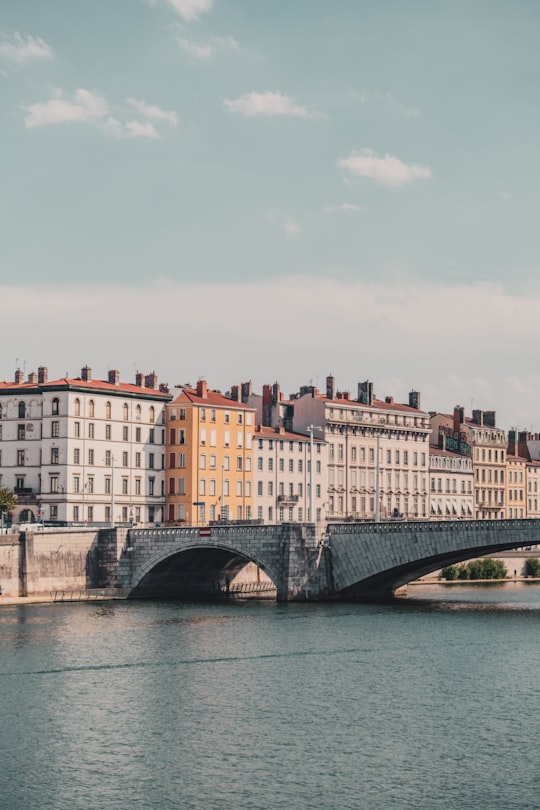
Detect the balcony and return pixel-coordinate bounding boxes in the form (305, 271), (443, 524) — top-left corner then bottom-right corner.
(277, 494), (299, 505)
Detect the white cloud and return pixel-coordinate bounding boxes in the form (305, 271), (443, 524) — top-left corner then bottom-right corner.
(284, 218), (300, 238)
(0, 32), (53, 65)
(24, 89), (175, 140)
(126, 98), (178, 125)
(178, 38), (213, 59)
(166, 0), (213, 21)
(339, 148), (432, 187)
(24, 88), (108, 128)
(224, 90), (318, 118)
(324, 203), (361, 214)
(3, 278), (540, 429)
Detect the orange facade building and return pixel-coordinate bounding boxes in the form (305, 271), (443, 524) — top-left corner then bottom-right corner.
(165, 380), (255, 525)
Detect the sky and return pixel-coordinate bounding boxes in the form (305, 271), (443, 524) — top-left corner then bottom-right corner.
(1, 0), (540, 429)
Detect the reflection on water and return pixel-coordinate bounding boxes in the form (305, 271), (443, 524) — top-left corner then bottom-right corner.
(1, 589), (540, 810)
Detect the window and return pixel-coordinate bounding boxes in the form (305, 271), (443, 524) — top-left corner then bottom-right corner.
(257, 481), (263, 496)
(178, 408), (185, 421)
(122, 451), (128, 466)
(268, 481), (273, 496)
(210, 429), (216, 447)
(18, 424), (25, 440)
(237, 456), (243, 471)
(88, 449), (94, 465)
(89, 422), (95, 439)
(123, 403), (129, 421)
(268, 458), (273, 472)
(223, 455), (230, 471)
(211, 410), (216, 422)
(105, 450), (112, 466)
(236, 480), (243, 496)
(87, 477), (94, 494)
(53, 398), (61, 415)
(123, 426), (129, 441)
(258, 457), (263, 471)
(50, 476), (59, 493)
(223, 479), (230, 496)
(149, 477), (155, 495)
(237, 413), (243, 424)
(50, 448), (59, 465)
(105, 424), (111, 440)
(105, 477), (111, 494)
(106, 401), (111, 419)
(178, 478), (185, 495)
(210, 455), (216, 469)
(210, 479), (216, 496)
(87, 506), (94, 522)
(178, 429), (185, 445)
(199, 479), (206, 496)
(18, 401), (26, 418)
(74, 398), (80, 416)
(289, 459), (294, 472)
(200, 454), (206, 469)
(200, 428), (206, 446)
(178, 453), (186, 468)
(74, 448), (80, 464)
(225, 412), (230, 424)
(73, 506), (79, 521)
(74, 421), (80, 438)
(122, 478), (128, 494)
(200, 408), (206, 421)
(136, 427), (141, 443)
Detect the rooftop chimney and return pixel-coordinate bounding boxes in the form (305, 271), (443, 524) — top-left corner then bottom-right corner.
(357, 380), (374, 406)
(326, 375), (335, 400)
(108, 369), (120, 386)
(241, 381), (252, 402)
(27, 372), (37, 384)
(483, 411), (496, 428)
(145, 372), (158, 390)
(229, 385), (240, 402)
(471, 409), (483, 426)
(136, 372), (144, 387)
(15, 368), (23, 384)
(38, 366), (48, 384)
(385, 396), (394, 404)
(408, 390), (421, 410)
(453, 406), (464, 435)
(196, 379), (208, 399)
(81, 365), (92, 382)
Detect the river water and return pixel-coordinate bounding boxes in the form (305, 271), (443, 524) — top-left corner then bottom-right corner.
(1, 584), (540, 810)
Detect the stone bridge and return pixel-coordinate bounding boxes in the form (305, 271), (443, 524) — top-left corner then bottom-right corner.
(115, 518), (540, 601)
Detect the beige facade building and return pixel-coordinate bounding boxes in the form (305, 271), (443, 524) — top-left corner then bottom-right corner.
(430, 407), (506, 520)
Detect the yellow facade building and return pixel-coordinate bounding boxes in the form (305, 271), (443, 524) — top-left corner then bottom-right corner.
(165, 380), (255, 525)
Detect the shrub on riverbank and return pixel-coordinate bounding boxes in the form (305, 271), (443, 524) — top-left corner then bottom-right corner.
(441, 559), (508, 581)
(525, 557), (540, 577)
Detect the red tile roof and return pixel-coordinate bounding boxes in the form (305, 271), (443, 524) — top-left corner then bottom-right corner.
(0, 377), (171, 399)
(254, 425), (325, 442)
(171, 387), (255, 410)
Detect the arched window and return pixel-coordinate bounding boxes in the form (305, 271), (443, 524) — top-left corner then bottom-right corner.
(105, 401), (112, 419)
(123, 403), (129, 421)
(136, 404), (141, 418)
(18, 401), (25, 418)
(149, 406), (155, 424)
(52, 397), (59, 415)
(89, 399), (95, 418)
(74, 398), (80, 416)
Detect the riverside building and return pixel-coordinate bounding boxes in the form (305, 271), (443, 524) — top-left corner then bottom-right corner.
(165, 380), (255, 525)
(0, 366), (171, 526)
(430, 407), (507, 520)
(428, 445), (474, 519)
(287, 377), (431, 521)
(253, 425), (328, 529)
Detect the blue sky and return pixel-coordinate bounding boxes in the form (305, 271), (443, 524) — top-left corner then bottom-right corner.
(1, 0), (540, 428)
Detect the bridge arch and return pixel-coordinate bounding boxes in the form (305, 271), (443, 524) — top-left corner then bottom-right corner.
(128, 540), (279, 599)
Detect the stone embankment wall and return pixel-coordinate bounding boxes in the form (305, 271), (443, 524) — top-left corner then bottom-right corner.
(0, 528), (127, 597)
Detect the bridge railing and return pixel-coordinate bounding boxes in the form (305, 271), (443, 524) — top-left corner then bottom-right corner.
(327, 518), (540, 536)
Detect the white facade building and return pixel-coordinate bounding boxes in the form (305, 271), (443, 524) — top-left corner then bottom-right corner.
(428, 447), (474, 519)
(253, 426), (328, 531)
(289, 378), (431, 521)
(0, 366), (171, 526)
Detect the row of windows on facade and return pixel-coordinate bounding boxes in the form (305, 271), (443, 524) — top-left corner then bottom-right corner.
(169, 428), (251, 448)
(8, 448), (163, 468)
(47, 475), (161, 496)
(257, 457), (321, 473)
(5, 400), (159, 421)
(329, 446), (427, 465)
(431, 479), (474, 494)
(169, 453), (252, 471)
(257, 439), (322, 452)
(13, 422), (162, 442)
(326, 408), (427, 428)
(328, 495), (428, 516)
(169, 408), (252, 425)
(168, 477), (253, 497)
(474, 467), (506, 483)
(255, 481), (320, 498)
(474, 447), (506, 462)
(54, 504), (160, 523)
(168, 503), (321, 524)
(329, 469), (428, 490)
(475, 490), (505, 505)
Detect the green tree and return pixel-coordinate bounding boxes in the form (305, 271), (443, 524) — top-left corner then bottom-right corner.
(526, 557), (540, 578)
(0, 487), (16, 516)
